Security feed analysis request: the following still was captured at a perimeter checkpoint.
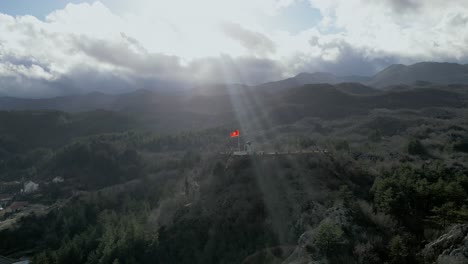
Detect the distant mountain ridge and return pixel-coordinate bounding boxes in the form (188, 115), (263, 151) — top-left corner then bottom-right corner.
(1, 62), (468, 116)
(0, 62), (467, 101)
(368, 62), (468, 87)
(1, 82), (465, 133)
(257, 62), (468, 90)
(256, 72), (371, 91)
(0, 92), (117, 112)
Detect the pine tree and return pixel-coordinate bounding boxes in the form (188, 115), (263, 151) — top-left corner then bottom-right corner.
(313, 220), (346, 257)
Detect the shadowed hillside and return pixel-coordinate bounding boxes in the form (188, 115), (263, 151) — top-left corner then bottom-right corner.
(1, 82), (468, 264)
(1, 84), (466, 133)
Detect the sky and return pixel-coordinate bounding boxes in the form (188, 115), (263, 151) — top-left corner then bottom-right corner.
(1, 0), (468, 97)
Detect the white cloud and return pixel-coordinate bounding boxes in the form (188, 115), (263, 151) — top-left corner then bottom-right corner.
(0, 0), (468, 96)
(309, 0), (468, 60)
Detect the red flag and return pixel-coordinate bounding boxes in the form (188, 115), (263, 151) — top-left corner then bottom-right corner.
(230, 130), (239, 138)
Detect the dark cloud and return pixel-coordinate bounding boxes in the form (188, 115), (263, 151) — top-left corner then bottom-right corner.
(449, 13), (468, 27)
(382, 0), (421, 12)
(189, 55), (284, 84)
(0, 35), (284, 97)
(0, 74), (68, 98)
(1, 54), (44, 69)
(0, 66), (194, 98)
(72, 35), (186, 80)
(296, 37), (405, 76)
(221, 22), (276, 55)
(74, 35), (283, 85)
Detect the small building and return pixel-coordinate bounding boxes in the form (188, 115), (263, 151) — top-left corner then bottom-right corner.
(23, 181), (39, 193)
(0, 256), (15, 264)
(233, 142), (254, 155)
(245, 141), (254, 154)
(0, 182), (22, 194)
(0, 194), (13, 204)
(0, 195), (13, 210)
(52, 177), (64, 183)
(5, 201), (28, 213)
(0, 256), (29, 264)
(233, 151), (248, 156)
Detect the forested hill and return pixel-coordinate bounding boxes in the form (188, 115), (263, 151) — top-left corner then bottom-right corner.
(1, 83), (466, 134)
(0, 110), (136, 151)
(2, 143), (467, 263)
(1, 81), (468, 263)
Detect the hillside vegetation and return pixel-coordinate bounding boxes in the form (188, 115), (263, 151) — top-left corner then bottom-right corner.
(1, 83), (468, 263)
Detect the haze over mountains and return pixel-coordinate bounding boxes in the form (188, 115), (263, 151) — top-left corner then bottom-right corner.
(1, 61), (468, 102)
(1, 61), (468, 134)
(261, 62), (468, 90)
(368, 62), (468, 87)
(0, 61), (466, 110)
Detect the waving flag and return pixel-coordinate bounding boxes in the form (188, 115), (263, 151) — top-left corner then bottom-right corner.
(230, 130), (239, 138)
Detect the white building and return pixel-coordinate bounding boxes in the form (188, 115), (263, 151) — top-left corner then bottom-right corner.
(52, 177), (64, 183)
(0, 255), (30, 264)
(23, 181), (39, 193)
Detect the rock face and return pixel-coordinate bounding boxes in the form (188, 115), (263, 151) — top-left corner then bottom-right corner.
(421, 224), (468, 264)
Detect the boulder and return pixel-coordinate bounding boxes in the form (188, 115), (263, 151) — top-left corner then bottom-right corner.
(421, 224), (468, 264)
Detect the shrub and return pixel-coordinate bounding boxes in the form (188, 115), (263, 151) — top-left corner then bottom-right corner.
(388, 235), (410, 264)
(313, 220), (346, 257)
(407, 139), (426, 155)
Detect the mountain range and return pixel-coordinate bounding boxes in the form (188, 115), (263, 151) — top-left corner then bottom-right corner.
(1, 62), (468, 103)
(1, 83), (465, 134)
(255, 72), (371, 91)
(368, 62), (468, 87)
(1, 61), (468, 133)
(259, 62), (468, 90)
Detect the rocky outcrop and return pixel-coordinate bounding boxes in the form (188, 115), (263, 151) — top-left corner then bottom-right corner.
(421, 224), (468, 264)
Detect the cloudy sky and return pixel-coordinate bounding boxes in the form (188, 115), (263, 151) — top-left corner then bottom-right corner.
(1, 0), (468, 97)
